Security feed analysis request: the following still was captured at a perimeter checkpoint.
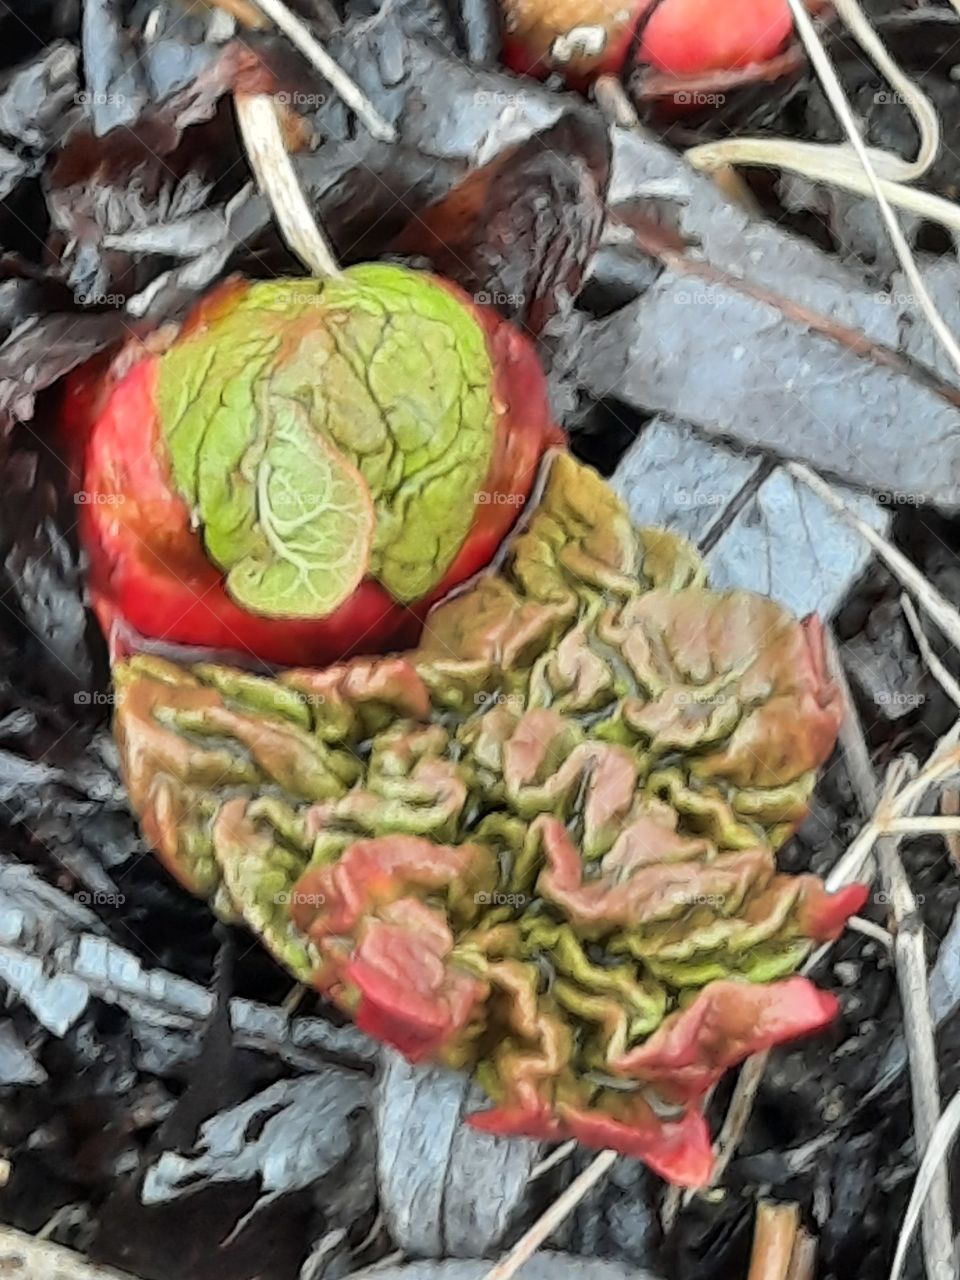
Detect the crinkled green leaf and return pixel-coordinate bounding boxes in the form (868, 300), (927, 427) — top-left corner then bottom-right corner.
(155, 265), (496, 616)
(224, 401), (374, 617)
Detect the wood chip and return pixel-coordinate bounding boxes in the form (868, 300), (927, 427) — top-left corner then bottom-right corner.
(0, 1227), (144, 1280)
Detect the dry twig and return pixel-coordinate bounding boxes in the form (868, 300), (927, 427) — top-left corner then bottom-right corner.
(245, 0), (395, 140)
(481, 1150), (618, 1280)
(784, 1229), (818, 1280)
(686, 0), (957, 236)
(901, 595), (960, 712)
(747, 1202), (801, 1280)
(830, 637), (954, 1279)
(529, 1139), (578, 1180)
(790, 465), (960, 655)
(593, 76), (639, 128)
(707, 1050), (771, 1190)
(891, 1085), (960, 1280)
(847, 915), (893, 948)
(234, 91), (342, 278)
(875, 816), (955, 1280)
(779, 0), (960, 379)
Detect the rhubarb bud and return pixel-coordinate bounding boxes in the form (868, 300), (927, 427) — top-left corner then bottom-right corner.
(72, 264), (561, 667)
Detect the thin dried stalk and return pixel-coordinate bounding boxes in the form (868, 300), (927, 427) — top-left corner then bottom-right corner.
(594, 76), (639, 128)
(847, 915), (893, 947)
(829, 631), (880, 809)
(901, 595), (960, 713)
(707, 163), (764, 215)
(707, 1050), (771, 1189)
(281, 981), (308, 1015)
(875, 817), (955, 1280)
(0, 1227), (143, 1279)
(529, 1139), (578, 1180)
(790, 465), (960, 656)
(234, 91), (342, 278)
(882, 816), (960, 835)
(824, 756), (911, 891)
(940, 789), (960, 870)
(687, 0), (949, 223)
(660, 1180), (683, 1234)
(898, 603), (960, 851)
(689, 141), (960, 232)
(780, 0), (960, 377)
(831, 638), (954, 1278)
(747, 1202), (801, 1280)
(891, 1085), (960, 1280)
(831, 0), (940, 177)
(785, 1230), (818, 1280)
(247, 0), (395, 140)
(481, 1150), (618, 1280)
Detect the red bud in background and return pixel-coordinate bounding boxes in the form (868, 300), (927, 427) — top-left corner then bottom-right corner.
(501, 0), (797, 90)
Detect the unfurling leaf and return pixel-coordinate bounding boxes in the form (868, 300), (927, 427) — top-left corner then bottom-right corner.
(155, 264), (496, 616)
(224, 405), (375, 618)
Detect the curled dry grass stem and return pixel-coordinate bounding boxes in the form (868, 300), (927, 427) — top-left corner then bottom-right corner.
(686, 0), (952, 226)
(825, 0), (939, 182)
(687, 141), (960, 232)
(689, 0), (940, 181)
(778, 0), (960, 378)
(847, 915), (893, 947)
